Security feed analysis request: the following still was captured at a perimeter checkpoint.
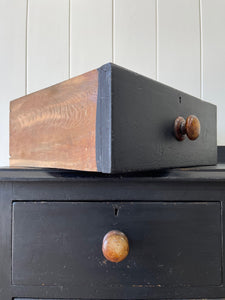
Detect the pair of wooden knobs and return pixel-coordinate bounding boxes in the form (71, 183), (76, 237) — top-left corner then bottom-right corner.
(174, 115), (200, 141)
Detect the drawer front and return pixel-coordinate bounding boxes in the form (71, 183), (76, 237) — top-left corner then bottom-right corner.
(99, 63), (217, 173)
(12, 202), (221, 293)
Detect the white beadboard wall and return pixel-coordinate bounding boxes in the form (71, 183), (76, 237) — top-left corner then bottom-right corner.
(0, 0), (224, 166)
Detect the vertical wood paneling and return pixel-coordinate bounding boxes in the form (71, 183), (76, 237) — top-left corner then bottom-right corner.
(202, 0), (225, 145)
(158, 0), (201, 98)
(114, 0), (156, 79)
(70, 0), (112, 77)
(27, 0), (69, 93)
(1, 0), (225, 168)
(0, 0), (27, 166)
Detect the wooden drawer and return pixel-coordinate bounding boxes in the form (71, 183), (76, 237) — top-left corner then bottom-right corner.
(12, 201), (221, 299)
(10, 63), (217, 173)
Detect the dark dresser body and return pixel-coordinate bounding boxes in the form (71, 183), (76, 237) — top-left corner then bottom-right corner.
(1, 148), (225, 299)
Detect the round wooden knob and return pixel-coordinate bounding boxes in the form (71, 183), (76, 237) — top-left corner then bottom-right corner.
(174, 115), (200, 141)
(102, 230), (129, 263)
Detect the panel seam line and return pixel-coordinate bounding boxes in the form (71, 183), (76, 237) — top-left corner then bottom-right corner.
(199, 0), (203, 99)
(69, 0), (71, 78)
(156, 0), (158, 81)
(25, 0), (29, 94)
(112, 0), (115, 63)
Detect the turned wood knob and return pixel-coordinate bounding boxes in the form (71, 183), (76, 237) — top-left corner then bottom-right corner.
(102, 230), (129, 263)
(174, 115), (200, 141)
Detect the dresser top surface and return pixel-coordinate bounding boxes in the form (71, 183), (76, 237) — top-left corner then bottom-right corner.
(0, 147), (223, 182)
(0, 164), (224, 182)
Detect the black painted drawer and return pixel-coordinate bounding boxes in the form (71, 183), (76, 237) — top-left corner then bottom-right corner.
(10, 63), (217, 173)
(12, 201), (221, 298)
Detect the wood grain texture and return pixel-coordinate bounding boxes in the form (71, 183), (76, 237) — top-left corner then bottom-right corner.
(10, 69), (98, 171)
(174, 115), (201, 141)
(102, 230), (129, 263)
(10, 63), (217, 174)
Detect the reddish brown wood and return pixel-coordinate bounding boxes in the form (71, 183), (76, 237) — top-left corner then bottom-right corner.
(185, 115), (201, 140)
(174, 116), (186, 141)
(10, 69), (98, 171)
(174, 115), (201, 141)
(102, 230), (129, 263)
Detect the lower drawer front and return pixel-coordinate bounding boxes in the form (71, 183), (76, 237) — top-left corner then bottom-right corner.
(12, 202), (221, 292)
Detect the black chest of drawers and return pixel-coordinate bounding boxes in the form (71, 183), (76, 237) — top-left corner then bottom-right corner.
(1, 148), (225, 300)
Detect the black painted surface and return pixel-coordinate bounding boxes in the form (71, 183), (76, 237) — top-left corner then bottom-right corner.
(96, 63), (217, 173)
(218, 146), (225, 163)
(96, 63), (112, 173)
(12, 202), (221, 288)
(1, 159), (225, 299)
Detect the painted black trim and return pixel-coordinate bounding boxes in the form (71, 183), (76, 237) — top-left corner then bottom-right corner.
(218, 146), (225, 163)
(96, 63), (112, 173)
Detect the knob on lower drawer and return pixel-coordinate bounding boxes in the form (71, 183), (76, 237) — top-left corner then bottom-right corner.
(102, 230), (129, 263)
(174, 115), (201, 141)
